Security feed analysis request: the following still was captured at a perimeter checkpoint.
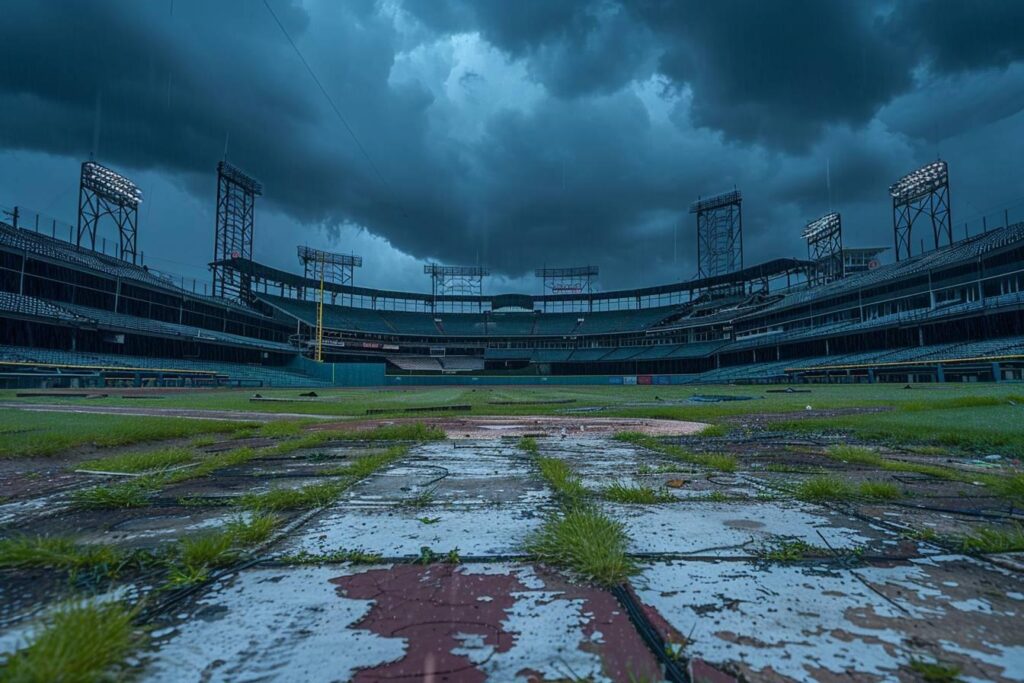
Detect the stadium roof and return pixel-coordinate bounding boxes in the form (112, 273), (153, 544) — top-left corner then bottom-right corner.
(213, 256), (813, 306)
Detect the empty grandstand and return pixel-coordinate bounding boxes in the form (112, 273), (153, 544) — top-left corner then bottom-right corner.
(2, 159), (1023, 387)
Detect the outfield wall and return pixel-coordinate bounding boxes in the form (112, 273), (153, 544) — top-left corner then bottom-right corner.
(384, 373), (700, 386)
(287, 357), (388, 386)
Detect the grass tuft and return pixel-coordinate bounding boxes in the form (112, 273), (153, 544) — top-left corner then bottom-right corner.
(958, 523), (1024, 554)
(0, 536), (123, 577)
(326, 423), (446, 442)
(168, 530), (238, 585)
(858, 481), (901, 500)
(71, 479), (158, 509)
(255, 420), (307, 438)
(225, 512), (279, 546)
(536, 457), (588, 502)
(603, 482), (674, 504)
(826, 444), (883, 466)
(909, 658), (962, 683)
(794, 475), (854, 503)
(615, 432), (737, 472)
(77, 447), (194, 474)
(327, 446), (409, 479)
(697, 424), (728, 438)
(277, 548), (384, 565)
(239, 481), (348, 511)
(518, 436), (539, 455)
(761, 539), (827, 562)
(0, 601), (142, 681)
(526, 505), (636, 586)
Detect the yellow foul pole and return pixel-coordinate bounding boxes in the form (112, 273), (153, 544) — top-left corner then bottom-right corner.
(316, 255), (325, 362)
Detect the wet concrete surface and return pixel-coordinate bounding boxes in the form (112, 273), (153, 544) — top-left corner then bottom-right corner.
(1, 424), (1023, 681)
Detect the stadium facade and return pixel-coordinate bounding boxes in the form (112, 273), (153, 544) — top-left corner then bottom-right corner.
(2, 160), (1022, 388)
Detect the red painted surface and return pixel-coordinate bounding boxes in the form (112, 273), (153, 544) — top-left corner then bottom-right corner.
(332, 564), (662, 682)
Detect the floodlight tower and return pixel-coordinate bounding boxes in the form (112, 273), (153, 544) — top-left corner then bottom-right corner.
(890, 160), (951, 261)
(424, 264), (488, 313)
(535, 266), (598, 313)
(212, 161), (263, 301)
(690, 189), (743, 280)
(803, 212), (844, 286)
(77, 161), (143, 263)
(297, 246), (363, 305)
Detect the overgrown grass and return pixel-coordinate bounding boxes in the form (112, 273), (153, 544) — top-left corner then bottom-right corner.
(0, 536), (123, 577)
(794, 475), (903, 503)
(697, 424), (728, 438)
(794, 475), (855, 503)
(536, 456), (588, 502)
(242, 445), (409, 511)
(761, 539), (828, 562)
(825, 444), (960, 482)
(603, 482), (674, 504)
(909, 658), (962, 683)
(779, 403), (1024, 457)
(615, 432), (737, 473)
(253, 420), (308, 438)
(239, 481), (349, 511)
(518, 436), (539, 455)
(225, 512), (279, 546)
(327, 423), (446, 442)
(858, 481), (901, 500)
(277, 548), (384, 565)
(525, 505), (636, 586)
(167, 530), (238, 585)
(0, 601), (142, 682)
(0, 410), (251, 458)
(958, 523), (1024, 554)
(325, 445), (410, 479)
(826, 444), (883, 466)
(77, 447), (194, 474)
(71, 479), (159, 509)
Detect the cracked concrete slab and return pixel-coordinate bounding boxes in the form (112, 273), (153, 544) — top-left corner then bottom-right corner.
(633, 555), (1024, 682)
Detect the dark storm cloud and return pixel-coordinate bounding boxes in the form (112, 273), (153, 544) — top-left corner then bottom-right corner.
(894, 0), (1024, 74)
(0, 0), (1022, 289)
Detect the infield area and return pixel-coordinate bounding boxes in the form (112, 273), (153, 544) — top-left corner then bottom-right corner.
(1, 384), (1022, 681)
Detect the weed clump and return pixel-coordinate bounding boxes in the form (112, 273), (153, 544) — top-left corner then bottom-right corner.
(536, 457), (588, 502)
(858, 481), (901, 500)
(603, 482), (674, 504)
(239, 481), (348, 511)
(0, 536), (123, 577)
(908, 658), (962, 683)
(614, 432), (737, 472)
(958, 523), (1024, 554)
(77, 447), (194, 474)
(794, 476), (854, 503)
(277, 548), (383, 565)
(71, 479), (158, 509)
(0, 601), (142, 681)
(518, 436), (539, 455)
(526, 505), (636, 586)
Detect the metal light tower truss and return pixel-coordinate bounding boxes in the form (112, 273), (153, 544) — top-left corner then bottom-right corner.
(212, 161), (263, 301)
(424, 264), (488, 312)
(890, 160), (951, 261)
(535, 265), (598, 313)
(77, 161), (143, 263)
(535, 266), (598, 295)
(803, 211), (844, 286)
(690, 189), (743, 280)
(298, 246), (363, 305)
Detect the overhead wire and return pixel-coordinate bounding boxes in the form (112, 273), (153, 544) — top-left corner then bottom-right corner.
(261, 0), (403, 217)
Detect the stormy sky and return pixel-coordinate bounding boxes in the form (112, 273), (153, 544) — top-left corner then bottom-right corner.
(1, 0), (1023, 294)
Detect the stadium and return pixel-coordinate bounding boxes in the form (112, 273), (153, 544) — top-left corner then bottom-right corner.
(3, 4), (1024, 681)
(3, 158), (1022, 390)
